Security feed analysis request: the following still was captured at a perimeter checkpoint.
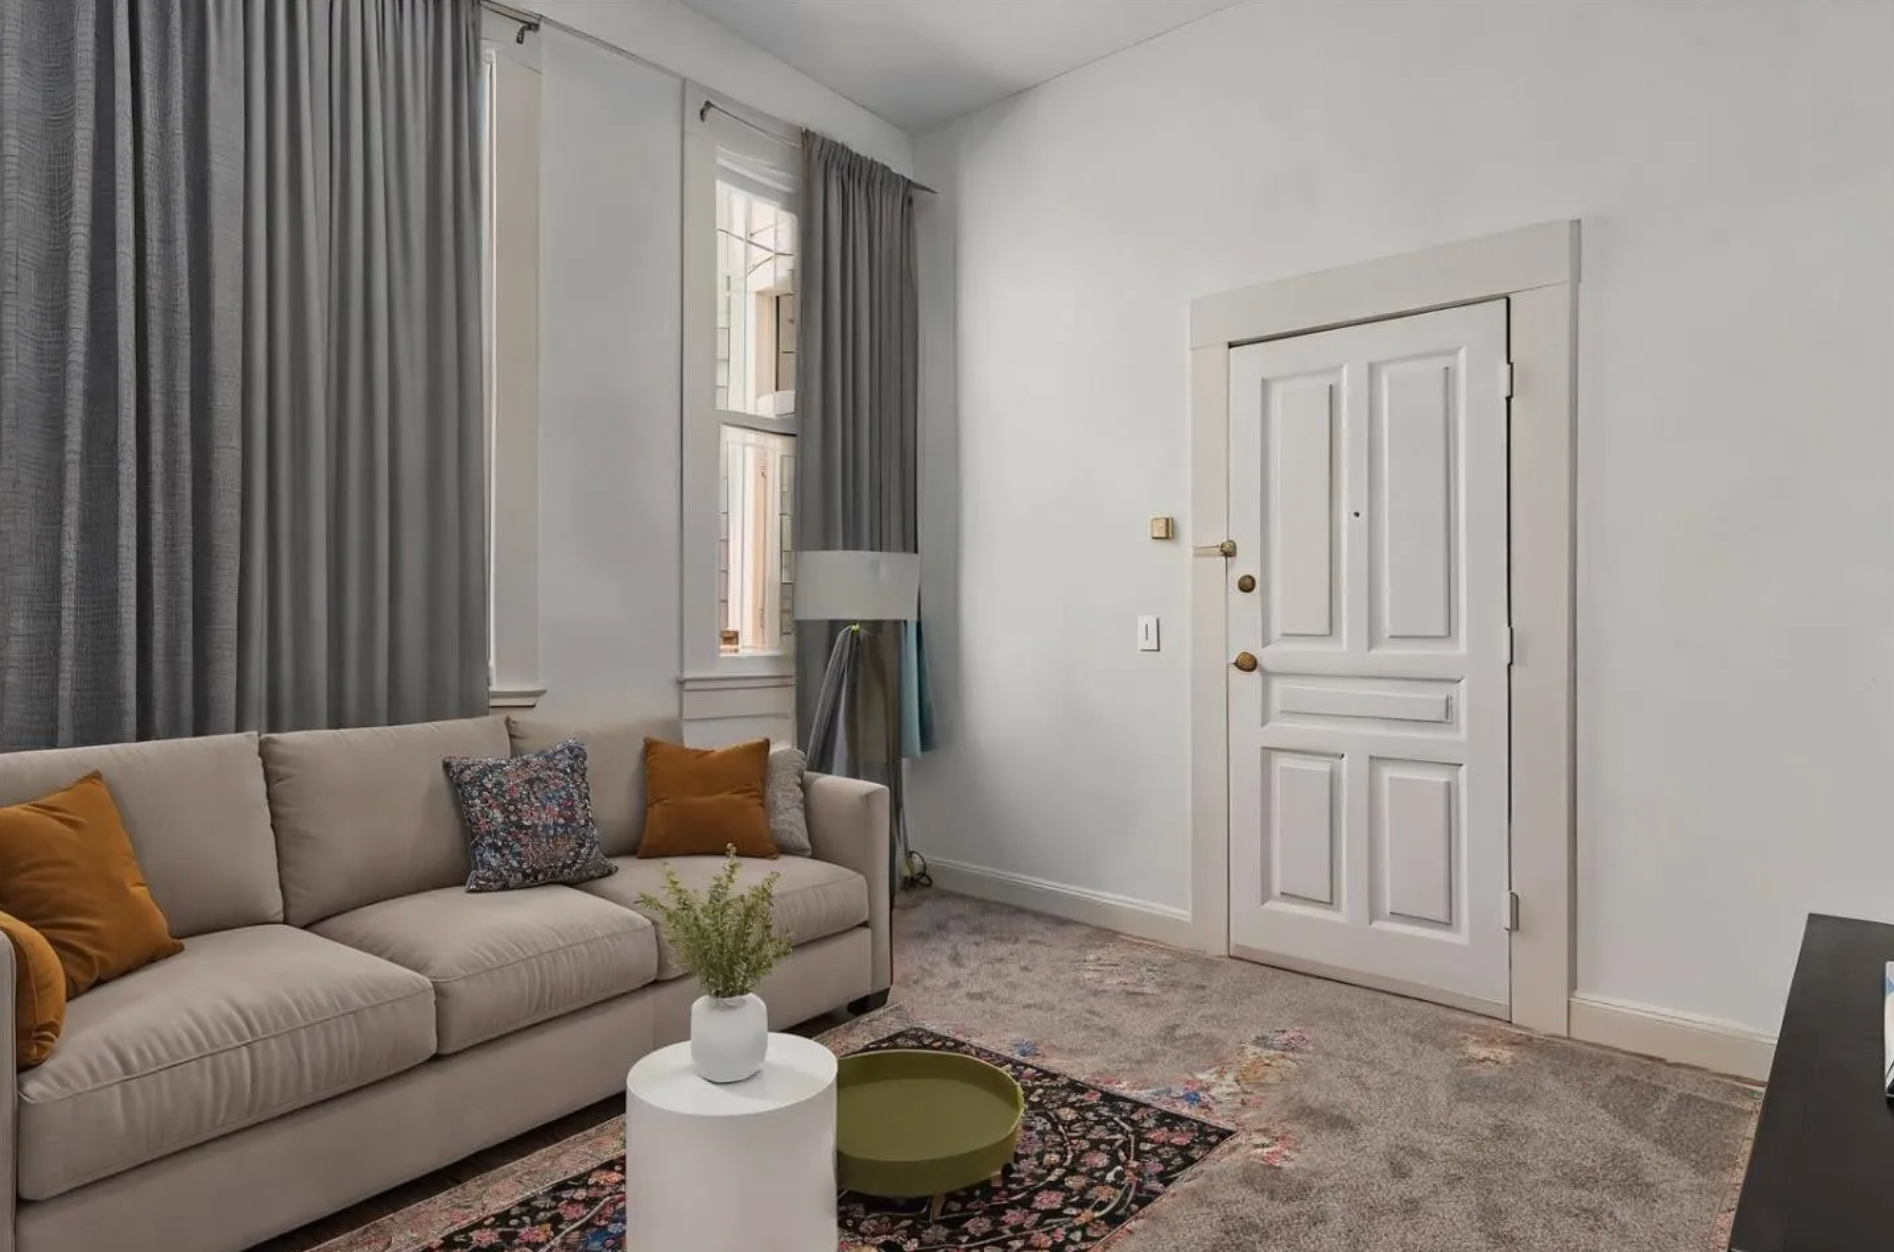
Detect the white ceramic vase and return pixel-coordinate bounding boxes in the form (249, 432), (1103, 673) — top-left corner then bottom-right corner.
(690, 993), (767, 1083)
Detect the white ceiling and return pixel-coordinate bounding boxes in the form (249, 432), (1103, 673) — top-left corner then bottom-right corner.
(674, 0), (1245, 131)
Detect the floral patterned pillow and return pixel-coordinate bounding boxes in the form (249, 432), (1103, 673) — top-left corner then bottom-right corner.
(444, 740), (617, 893)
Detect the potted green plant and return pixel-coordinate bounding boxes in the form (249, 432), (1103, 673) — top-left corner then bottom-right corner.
(638, 846), (794, 1083)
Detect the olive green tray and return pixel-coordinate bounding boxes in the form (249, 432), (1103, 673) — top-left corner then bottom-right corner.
(836, 1049), (1025, 1215)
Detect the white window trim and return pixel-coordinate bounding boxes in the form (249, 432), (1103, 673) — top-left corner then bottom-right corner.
(483, 18), (543, 710)
(682, 84), (802, 686)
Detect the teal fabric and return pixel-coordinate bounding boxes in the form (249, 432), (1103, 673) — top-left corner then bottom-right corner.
(900, 620), (937, 759)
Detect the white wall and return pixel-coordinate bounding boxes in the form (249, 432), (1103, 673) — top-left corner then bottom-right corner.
(908, 0), (1894, 1035)
(537, 0), (911, 172)
(533, 32), (683, 725)
(526, 1), (911, 725)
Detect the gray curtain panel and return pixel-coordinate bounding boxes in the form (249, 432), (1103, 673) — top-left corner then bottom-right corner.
(0, 0), (247, 750)
(0, 0), (487, 747)
(238, 0), (488, 731)
(793, 131), (920, 740)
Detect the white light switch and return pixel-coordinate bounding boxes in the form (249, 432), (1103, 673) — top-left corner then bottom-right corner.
(1138, 616), (1161, 652)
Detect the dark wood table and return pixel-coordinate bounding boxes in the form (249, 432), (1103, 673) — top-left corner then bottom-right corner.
(1731, 913), (1894, 1251)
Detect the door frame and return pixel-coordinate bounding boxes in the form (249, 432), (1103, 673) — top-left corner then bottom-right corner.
(1188, 221), (1579, 1035)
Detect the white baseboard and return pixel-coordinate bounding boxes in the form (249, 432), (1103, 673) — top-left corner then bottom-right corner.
(1568, 992), (1775, 1083)
(916, 863), (1775, 1083)
(922, 858), (1196, 950)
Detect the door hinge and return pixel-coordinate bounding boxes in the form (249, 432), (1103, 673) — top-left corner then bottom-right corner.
(1503, 890), (1520, 932)
(1503, 625), (1514, 665)
(1499, 361), (1514, 399)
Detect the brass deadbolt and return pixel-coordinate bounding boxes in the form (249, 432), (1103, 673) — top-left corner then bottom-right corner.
(1236, 574), (1257, 593)
(1232, 651), (1259, 673)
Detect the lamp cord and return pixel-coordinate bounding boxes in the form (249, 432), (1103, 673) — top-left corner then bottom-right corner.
(903, 849), (932, 890)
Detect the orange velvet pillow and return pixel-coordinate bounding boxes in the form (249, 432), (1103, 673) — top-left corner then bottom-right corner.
(0, 772), (184, 999)
(0, 912), (65, 1068)
(638, 738), (778, 859)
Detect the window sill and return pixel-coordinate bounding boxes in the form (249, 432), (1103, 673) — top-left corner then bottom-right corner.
(680, 650), (795, 686)
(488, 685), (546, 710)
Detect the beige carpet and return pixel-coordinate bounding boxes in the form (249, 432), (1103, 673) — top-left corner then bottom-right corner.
(835, 890), (1758, 1251)
(294, 888), (1760, 1252)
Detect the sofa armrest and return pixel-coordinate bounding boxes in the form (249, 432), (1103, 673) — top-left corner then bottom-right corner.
(804, 773), (891, 994)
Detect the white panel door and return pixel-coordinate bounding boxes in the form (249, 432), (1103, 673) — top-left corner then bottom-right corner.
(1226, 300), (1510, 1014)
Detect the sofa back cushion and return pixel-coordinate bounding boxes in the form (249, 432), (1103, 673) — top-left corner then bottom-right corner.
(0, 734), (282, 938)
(507, 717), (680, 857)
(263, 716), (512, 926)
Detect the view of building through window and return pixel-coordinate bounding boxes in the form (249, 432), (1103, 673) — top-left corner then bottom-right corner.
(714, 176), (798, 656)
(715, 182), (797, 418)
(718, 426), (795, 655)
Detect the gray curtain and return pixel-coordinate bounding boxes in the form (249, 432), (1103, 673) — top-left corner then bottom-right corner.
(0, 0), (246, 749)
(238, 0), (488, 730)
(793, 131), (919, 740)
(0, 0), (486, 748)
(794, 131), (920, 893)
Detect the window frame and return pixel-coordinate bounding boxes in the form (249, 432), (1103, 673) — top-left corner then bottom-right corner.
(683, 86), (802, 686)
(480, 17), (544, 709)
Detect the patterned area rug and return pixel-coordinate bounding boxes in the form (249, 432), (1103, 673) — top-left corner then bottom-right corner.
(840, 1027), (1232, 1248)
(312, 1025), (1231, 1252)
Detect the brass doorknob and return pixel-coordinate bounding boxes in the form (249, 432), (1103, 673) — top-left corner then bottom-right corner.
(1236, 574), (1256, 593)
(1232, 652), (1259, 673)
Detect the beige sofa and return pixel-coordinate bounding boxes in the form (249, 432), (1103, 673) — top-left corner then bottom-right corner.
(0, 715), (890, 1252)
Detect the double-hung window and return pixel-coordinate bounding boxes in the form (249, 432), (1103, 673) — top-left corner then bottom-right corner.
(684, 91), (801, 696)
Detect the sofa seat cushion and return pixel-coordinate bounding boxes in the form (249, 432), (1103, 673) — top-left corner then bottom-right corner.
(577, 855), (869, 981)
(312, 886), (658, 1054)
(17, 926), (434, 1201)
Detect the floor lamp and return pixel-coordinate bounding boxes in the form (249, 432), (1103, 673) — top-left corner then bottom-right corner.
(795, 550), (920, 896)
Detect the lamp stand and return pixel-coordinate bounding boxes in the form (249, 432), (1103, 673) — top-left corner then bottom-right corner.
(805, 622), (912, 898)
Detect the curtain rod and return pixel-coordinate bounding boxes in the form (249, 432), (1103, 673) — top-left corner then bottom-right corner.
(698, 101), (937, 196)
(481, 0), (674, 79)
(478, 0), (936, 198)
(481, 0), (540, 44)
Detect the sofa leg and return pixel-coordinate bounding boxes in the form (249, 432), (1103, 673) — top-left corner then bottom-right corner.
(848, 990), (890, 1015)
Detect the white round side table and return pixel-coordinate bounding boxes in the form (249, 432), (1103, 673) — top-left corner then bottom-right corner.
(624, 1032), (838, 1252)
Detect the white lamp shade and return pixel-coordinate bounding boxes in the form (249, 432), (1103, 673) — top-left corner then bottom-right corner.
(794, 551), (920, 622)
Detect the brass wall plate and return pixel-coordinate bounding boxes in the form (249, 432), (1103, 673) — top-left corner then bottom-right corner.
(1236, 574), (1257, 593)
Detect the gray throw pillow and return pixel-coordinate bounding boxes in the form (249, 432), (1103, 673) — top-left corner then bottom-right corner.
(765, 746), (811, 856)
